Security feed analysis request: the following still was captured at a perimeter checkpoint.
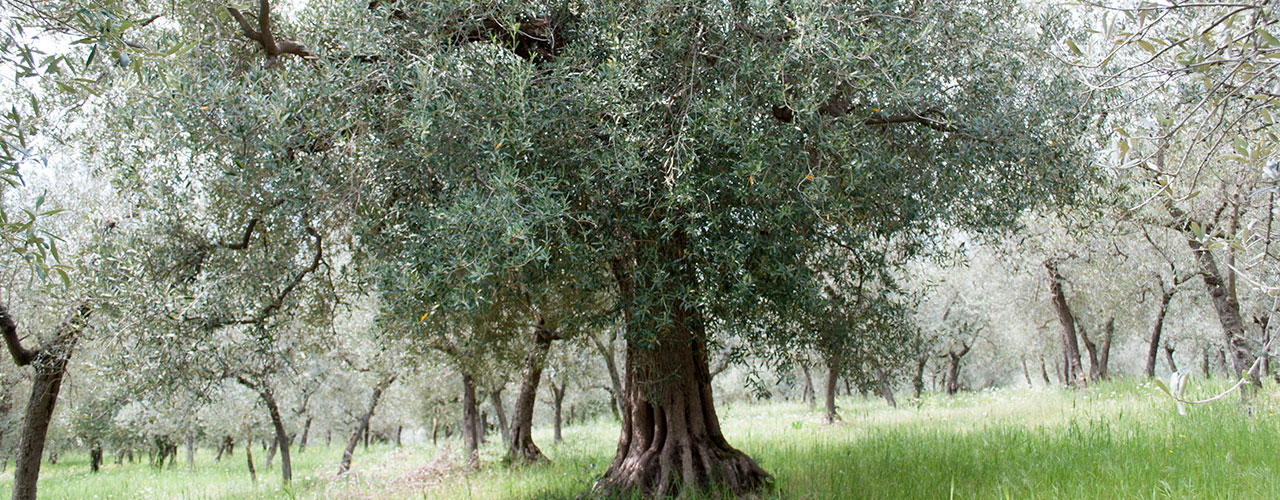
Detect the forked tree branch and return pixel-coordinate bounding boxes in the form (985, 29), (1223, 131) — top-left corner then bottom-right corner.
(227, 0), (312, 64)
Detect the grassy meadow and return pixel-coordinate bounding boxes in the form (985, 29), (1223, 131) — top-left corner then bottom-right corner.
(6, 377), (1280, 499)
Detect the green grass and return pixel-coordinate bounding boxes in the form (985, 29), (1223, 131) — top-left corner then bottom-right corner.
(6, 377), (1280, 499)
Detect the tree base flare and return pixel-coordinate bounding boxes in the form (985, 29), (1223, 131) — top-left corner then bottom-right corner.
(592, 437), (771, 498)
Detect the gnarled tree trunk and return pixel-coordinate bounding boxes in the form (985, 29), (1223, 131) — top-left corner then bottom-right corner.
(1098, 318), (1113, 380)
(593, 249), (769, 497)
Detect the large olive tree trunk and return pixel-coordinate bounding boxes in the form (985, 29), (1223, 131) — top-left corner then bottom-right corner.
(594, 249), (769, 497)
(506, 321), (560, 464)
(337, 374), (396, 475)
(3, 303), (90, 500)
(1045, 259), (1086, 387)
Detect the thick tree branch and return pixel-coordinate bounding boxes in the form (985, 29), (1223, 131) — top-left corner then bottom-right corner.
(227, 0), (312, 63)
(0, 302), (35, 367)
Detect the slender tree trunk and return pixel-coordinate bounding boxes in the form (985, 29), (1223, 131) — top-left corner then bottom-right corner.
(1045, 260), (1085, 387)
(265, 436), (277, 469)
(297, 416), (312, 453)
(1040, 358), (1051, 385)
(913, 354), (929, 397)
(89, 444), (102, 473)
(875, 365), (896, 408)
(489, 389), (509, 447)
(245, 430), (256, 482)
(265, 398), (291, 483)
(186, 432), (195, 471)
(590, 332), (624, 421)
(462, 372), (480, 467)
(1173, 207), (1259, 387)
(824, 356), (840, 424)
(801, 363), (817, 406)
(1262, 322), (1272, 378)
(551, 381), (566, 443)
(1098, 318), (1113, 380)
(1201, 348), (1211, 378)
(1163, 344), (1178, 373)
(594, 248), (769, 496)
(1145, 290), (1175, 378)
(1021, 358), (1032, 387)
(235, 376), (292, 484)
(1080, 324), (1100, 382)
(337, 374), (396, 475)
(215, 439), (227, 463)
(1216, 348), (1231, 378)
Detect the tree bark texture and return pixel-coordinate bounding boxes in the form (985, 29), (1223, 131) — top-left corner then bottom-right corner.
(594, 246), (770, 497)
